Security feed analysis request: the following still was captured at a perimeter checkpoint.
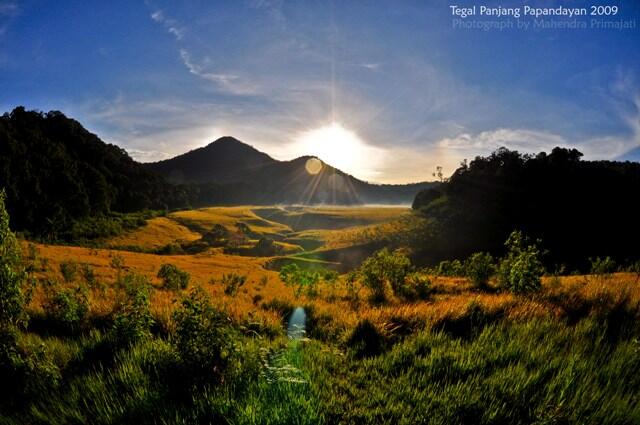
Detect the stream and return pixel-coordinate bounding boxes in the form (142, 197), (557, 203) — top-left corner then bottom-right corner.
(287, 307), (306, 340)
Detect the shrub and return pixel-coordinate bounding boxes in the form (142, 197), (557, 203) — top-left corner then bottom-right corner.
(109, 253), (125, 278)
(260, 298), (295, 318)
(0, 190), (28, 328)
(156, 243), (185, 255)
(402, 273), (432, 301)
(628, 261), (640, 284)
(79, 263), (97, 287)
(46, 286), (89, 332)
(589, 256), (617, 278)
(111, 274), (154, 346)
(59, 261), (78, 283)
(221, 273), (247, 296)
(497, 230), (545, 294)
(433, 259), (465, 277)
(279, 264), (340, 299)
(347, 319), (385, 358)
(157, 263), (190, 290)
(465, 252), (494, 288)
(172, 287), (237, 384)
(345, 271), (361, 304)
(0, 327), (61, 405)
(359, 248), (412, 301)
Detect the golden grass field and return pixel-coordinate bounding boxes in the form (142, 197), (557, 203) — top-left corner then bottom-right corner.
(25, 205), (640, 344)
(107, 217), (201, 249)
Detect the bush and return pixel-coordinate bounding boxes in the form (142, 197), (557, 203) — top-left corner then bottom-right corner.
(111, 274), (154, 346)
(46, 286), (89, 332)
(109, 253), (125, 277)
(433, 259), (465, 277)
(465, 252), (494, 288)
(172, 287), (237, 384)
(59, 261), (78, 283)
(589, 256), (617, 278)
(79, 263), (98, 287)
(279, 264), (325, 298)
(402, 273), (432, 301)
(157, 263), (190, 290)
(221, 273), (247, 296)
(347, 319), (385, 358)
(359, 248), (412, 302)
(0, 328), (61, 406)
(497, 231), (545, 294)
(0, 190), (28, 328)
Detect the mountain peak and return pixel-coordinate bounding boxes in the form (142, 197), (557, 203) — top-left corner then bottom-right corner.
(145, 136), (276, 184)
(208, 136), (246, 146)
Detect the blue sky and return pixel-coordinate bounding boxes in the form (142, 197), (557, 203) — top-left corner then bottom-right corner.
(1, 0), (639, 183)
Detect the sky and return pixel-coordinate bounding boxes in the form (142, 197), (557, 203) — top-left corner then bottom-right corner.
(1, 0), (639, 183)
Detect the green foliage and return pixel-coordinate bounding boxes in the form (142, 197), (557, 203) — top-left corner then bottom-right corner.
(465, 252), (495, 288)
(0, 328), (61, 408)
(59, 260), (78, 283)
(0, 190), (28, 328)
(412, 146), (640, 271)
(157, 263), (190, 290)
(279, 264), (333, 298)
(358, 248), (412, 301)
(306, 318), (640, 424)
(0, 108), (190, 241)
(109, 253), (125, 280)
(221, 272), (247, 296)
(433, 259), (465, 277)
(46, 285), (89, 332)
(403, 272), (432, 301)
(172, 287), (237, 385)
(111, 274), (154, 346)
(79, 263), (98, 287)
(590, 256), (617, 278)
(498, 231), (545, 294)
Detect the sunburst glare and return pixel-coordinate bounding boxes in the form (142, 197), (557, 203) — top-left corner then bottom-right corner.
(292, 123), (382, 180)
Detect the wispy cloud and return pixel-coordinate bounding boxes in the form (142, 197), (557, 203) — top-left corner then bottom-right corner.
(149, 9), (185, 40)
(179, 49), (259, 95)
(148, 6), (260, 96)
(359, 63), (381, 71)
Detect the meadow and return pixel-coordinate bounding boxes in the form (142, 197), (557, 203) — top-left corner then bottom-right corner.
(2, 204), (639, 424)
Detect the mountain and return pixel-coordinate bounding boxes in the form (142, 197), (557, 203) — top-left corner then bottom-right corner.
(0, 107), (434, 239)
(145, 137), (434, 204)
(145, 136), (277, 184)
(0, 107), (190, 238)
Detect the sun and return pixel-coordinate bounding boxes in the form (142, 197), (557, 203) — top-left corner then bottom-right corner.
(293, 123), (380, 179)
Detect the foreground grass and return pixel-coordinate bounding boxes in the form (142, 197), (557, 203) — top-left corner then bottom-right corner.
(6, 205), (639, 423)
(4, 309), (639, 424)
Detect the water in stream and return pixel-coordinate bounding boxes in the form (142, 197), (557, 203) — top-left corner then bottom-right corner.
(287, 307), (306, 339)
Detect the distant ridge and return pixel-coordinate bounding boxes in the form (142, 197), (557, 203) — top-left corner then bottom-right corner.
(146, 136), (277, 184)
(144, 137), (435, 205)
(0, 107), (435, 238)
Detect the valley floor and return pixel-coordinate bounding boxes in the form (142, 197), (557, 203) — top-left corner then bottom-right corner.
(3, 206), (639, 424)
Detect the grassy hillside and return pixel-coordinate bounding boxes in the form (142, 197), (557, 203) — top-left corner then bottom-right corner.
(2, 199), (639, 423)
(107, 217), (202, 250)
